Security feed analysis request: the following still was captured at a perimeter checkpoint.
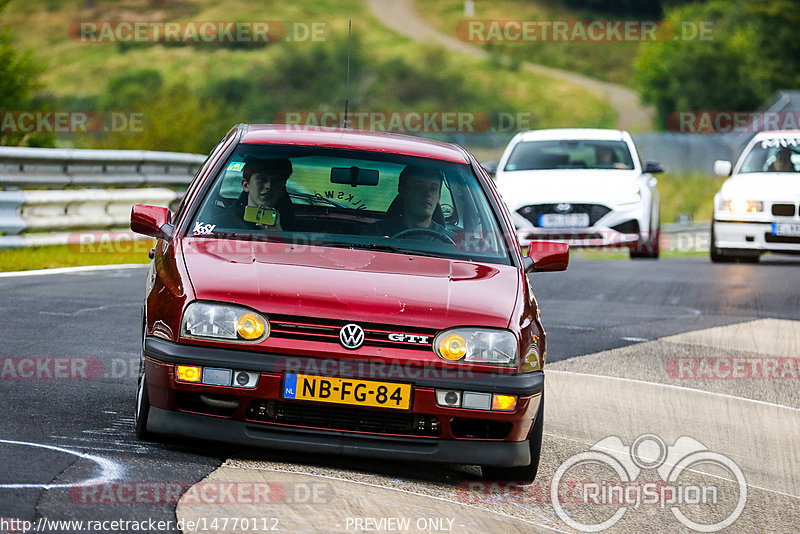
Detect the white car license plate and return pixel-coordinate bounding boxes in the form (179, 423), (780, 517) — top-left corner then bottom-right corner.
(539, 213), (590, 228)
(772, 223), (800, 236)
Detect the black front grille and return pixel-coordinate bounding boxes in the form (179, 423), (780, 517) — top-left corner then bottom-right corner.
(765, 233), (800, 244)
(247, 400), (441, 436)
(450, 418), (512, 439)
(610, 219), (641, 234)
(176, 392), (239, 417)
(268, 316), (434, 351)
(522, 231), (603, 240)
(772, 203), (797, 217)
(517, 203), (612, 227)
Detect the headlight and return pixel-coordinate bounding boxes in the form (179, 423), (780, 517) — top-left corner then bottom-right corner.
(728, 199), (763, 214)
(433, 328), (517, 366)
(618, 185), (642, 205)
(181, 302), (269, 343)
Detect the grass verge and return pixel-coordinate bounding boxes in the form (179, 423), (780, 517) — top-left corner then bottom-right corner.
(0, 244), (150, 272)
(658, 172), (725, 224)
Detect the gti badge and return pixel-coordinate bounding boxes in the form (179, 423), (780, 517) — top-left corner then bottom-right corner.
(388, 333), (431, 344)
(339, 323), (365, 350)
(554, 203), (572, 213)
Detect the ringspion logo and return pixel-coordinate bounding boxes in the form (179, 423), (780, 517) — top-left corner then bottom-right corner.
(551, 434), (746, 532)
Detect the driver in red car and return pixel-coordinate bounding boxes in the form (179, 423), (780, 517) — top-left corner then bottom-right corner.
(364, 164), (449, 237)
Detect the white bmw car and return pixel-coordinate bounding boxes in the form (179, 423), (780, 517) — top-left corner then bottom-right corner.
(711, 130), (800, 262)
(494, 129), (662, 259)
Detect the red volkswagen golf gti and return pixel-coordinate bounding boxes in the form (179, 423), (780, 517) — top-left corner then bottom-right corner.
(131, 124), (568, 482)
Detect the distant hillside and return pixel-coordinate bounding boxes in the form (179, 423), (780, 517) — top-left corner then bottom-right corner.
(3, 0), (615, 152)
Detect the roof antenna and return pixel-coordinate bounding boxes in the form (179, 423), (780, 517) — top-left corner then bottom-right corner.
(342, 20), (352, 129)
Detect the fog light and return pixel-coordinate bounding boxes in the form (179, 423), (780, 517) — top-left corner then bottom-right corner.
(234, 370), (259, 388)
(462, 391), (492, 410)
(202, 367), (232, 386)
(176, 365), (201, 382)
(492, 394), (517, 411)
(436, 389), (462, 407)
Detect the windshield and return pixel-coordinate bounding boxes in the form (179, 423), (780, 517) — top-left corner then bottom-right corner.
(186, 144), (513, 265)
(739, 137), (800, 173)
(504, 140), (635, 171)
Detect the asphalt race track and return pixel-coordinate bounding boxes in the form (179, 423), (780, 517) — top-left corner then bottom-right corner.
(1, 257), (798, 533)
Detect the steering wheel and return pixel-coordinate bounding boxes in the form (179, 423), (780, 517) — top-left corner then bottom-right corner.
(392, 227), (456, 245)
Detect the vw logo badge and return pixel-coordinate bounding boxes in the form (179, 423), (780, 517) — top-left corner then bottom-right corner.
(554, 203), (572, 213)
(339, 323), (365, 350)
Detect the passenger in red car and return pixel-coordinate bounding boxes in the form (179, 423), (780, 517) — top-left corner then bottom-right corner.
(364, 164), (448, 237)
(212, 157), (296, 232)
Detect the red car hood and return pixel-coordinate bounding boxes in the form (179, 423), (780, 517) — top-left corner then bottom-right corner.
(180, 238), (519, 330)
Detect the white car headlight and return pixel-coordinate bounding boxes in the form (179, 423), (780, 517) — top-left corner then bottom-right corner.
(618, 185), (642, 205)
(433, 328), (517, 366)
(181, 301), (269, 342)
(727, 199), (763, 214)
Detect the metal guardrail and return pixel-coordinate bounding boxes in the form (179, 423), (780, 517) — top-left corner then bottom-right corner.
(0, 147), (206, 246)
(0, 147), (205, 188)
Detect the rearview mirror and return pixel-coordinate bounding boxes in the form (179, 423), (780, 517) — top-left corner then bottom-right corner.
(713, 160), (732, 177)
(523, 241), (569, 273)
(131, 205), (171, 238)
(331, 166), (379, 186)
(481, 161), (498, 175)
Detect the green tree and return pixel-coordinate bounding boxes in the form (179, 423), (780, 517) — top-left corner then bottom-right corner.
(635, 0), (800, 129)
(102, 82), (224, 154)
(0, 0), (52, 146)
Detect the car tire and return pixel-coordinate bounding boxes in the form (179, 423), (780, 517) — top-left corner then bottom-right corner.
(710, 220), (759, 263)
(630, 224), (660, 260)
(710, 219), (731, 263)
(134, 360), (152, 441)
(481, 393), (543, 484)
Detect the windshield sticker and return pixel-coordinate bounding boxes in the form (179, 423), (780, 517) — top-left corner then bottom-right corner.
(315, 190), (367, 210)
(227, 162), (245, 172)
(193, 222), (217, 235)
(761, 138), (800, 149)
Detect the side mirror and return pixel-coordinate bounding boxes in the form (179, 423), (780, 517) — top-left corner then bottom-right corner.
(481, 161), (498, 176)
(644, 161), (664, 174)
(131, 204), (171, 238)
(523, 241), (569, 273)
(713, 160), (732, 177)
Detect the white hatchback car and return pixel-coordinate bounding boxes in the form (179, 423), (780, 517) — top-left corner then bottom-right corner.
(711, 130), (800, 262)
(493, 129), (662, 259)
